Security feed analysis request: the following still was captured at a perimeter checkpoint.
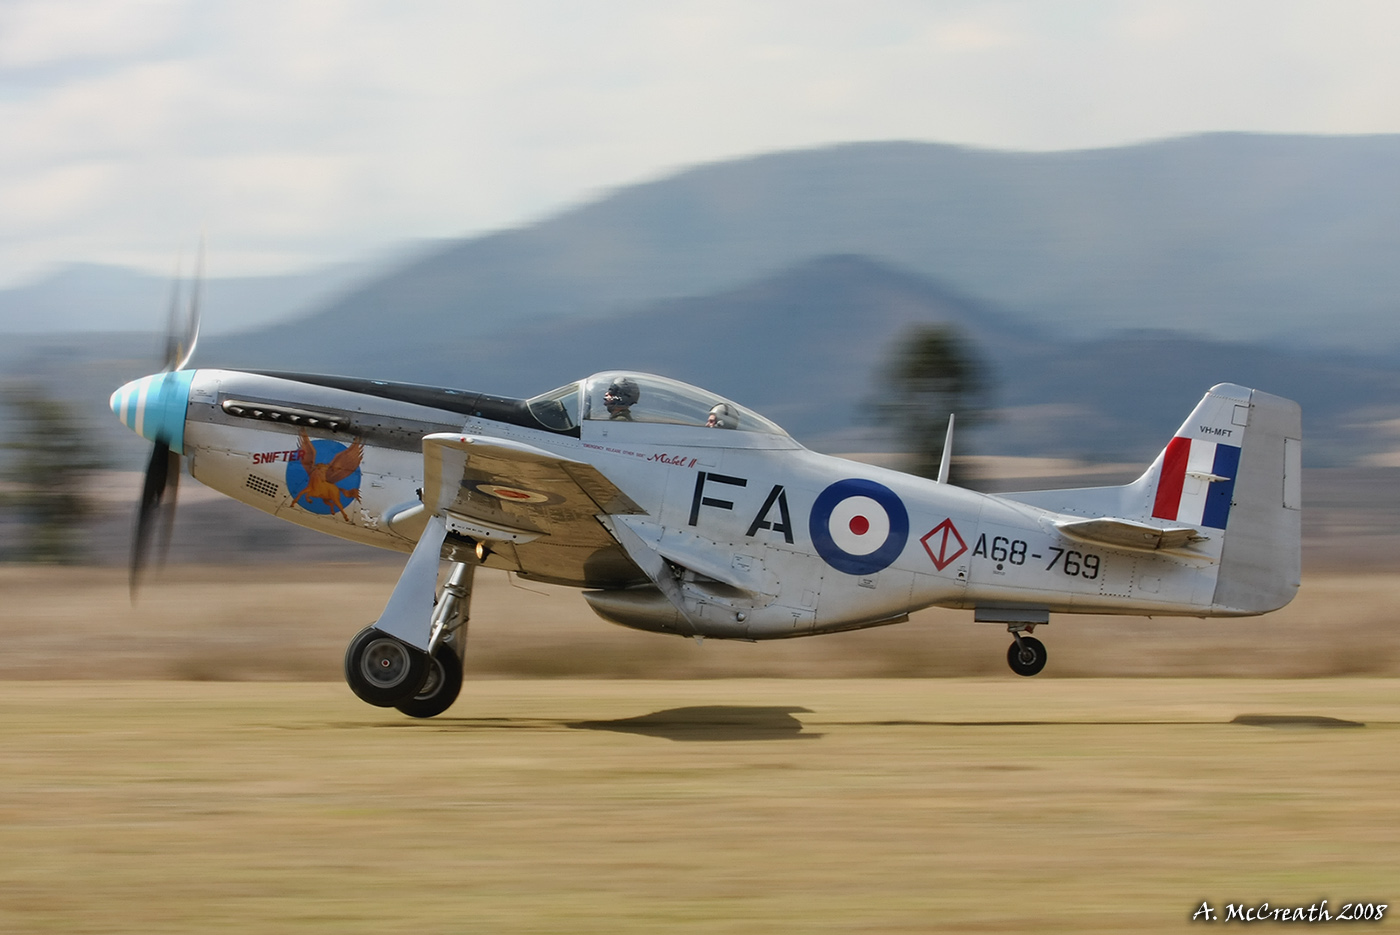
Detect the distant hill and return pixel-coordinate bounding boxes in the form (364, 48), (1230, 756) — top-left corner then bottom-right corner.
(392, 254), (1035, 436)
(0, 245), (437, 335)
(15, 134), (1400, 472)
(203, 253), (1400, 468)
(210, 133), (1400, 373)
(994, 330), (1400, 467)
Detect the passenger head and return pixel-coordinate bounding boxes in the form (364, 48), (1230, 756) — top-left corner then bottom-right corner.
(707, 403), (736, 429)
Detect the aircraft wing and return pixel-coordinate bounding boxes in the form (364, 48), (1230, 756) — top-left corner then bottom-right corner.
(374, 434), (645, 652)
(1053, 517), (1203, 553)
(421, 433), (644, 542)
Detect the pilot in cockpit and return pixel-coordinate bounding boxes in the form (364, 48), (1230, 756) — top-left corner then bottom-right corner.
(604, 378), (639, 420)
(706, 403), (737, 429)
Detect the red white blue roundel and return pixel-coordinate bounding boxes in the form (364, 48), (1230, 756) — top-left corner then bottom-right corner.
(470, 482), (557, 504)
(809, 479), (910, 575)
(465, 481), (565, 506)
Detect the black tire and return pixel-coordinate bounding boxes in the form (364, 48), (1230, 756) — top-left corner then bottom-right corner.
(344, 626), (431, 707)
(395, 644), (464, 719)
(1007, 636), (1047, 677)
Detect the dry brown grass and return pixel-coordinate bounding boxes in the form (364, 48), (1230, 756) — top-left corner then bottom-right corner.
(1, 564), (1399, 680)
(0, 678), (1395, 933)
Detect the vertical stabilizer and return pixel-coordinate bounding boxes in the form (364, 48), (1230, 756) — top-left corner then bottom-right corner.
(1208, 387), (1302, 613)
(1000, 382), (1301, 615)
(1143, 382), (1301, 612)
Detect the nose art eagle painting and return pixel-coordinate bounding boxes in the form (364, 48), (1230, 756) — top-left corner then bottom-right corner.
(288, 429), (365, 522)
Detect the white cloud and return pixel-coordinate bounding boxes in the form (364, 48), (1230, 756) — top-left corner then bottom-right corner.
(1, 161), (117, 226)
(0, 0), (182, 69)
(3, 0), (1400, 285)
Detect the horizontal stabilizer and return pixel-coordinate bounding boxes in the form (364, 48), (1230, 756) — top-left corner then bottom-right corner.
(1054, 517), (1203, 553)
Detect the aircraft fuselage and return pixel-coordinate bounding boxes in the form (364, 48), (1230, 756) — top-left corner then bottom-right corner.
(143, 368), (1244, 642)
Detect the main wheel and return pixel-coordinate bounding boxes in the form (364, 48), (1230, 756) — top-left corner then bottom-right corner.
(395, 644), (464, 719)
(1007, 636), (1047, 677)
(344, 626), (431, 707)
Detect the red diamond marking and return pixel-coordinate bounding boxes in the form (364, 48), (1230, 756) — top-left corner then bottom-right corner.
(921, 519), (967, 571)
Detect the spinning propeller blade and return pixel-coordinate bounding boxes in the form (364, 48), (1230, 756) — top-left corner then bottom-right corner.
(127, 242), (203, 598)
(164, 241), (202, 372)
(130, 441), (179, 596)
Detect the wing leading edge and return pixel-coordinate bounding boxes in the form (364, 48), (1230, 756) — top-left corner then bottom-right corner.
(422, 434), (646, 581)
(377, 434), (649, 649)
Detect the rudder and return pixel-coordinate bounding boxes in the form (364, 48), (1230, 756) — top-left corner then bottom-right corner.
(1208, 386), (1302, 613)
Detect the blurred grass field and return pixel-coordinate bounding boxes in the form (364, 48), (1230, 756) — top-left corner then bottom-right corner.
(2, 564), (1398, 680)
(3, 478), (1397, 932)
(0, 678), (1394, 934)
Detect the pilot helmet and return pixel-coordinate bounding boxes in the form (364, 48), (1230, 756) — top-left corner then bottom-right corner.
(604, 378), (639, 414)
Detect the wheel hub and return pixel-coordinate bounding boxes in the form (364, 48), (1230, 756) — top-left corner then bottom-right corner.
(362, 639), (412, 688)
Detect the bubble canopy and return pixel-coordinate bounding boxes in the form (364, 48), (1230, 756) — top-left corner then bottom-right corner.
(526, 372), (787, 436)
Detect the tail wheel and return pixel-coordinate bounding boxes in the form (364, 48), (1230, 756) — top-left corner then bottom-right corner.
(1007, 636), (1047, 677)
(344, 626), (431, 706)
(395, 644), (464, 719)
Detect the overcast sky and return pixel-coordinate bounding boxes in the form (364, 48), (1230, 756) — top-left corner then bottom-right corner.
(4, 0), (1400, 287)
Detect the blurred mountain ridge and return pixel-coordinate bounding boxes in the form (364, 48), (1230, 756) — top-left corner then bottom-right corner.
(0, 243), (442, 335)
(8, 252), (1400, 472)
(7, 133), (1400, 469)
(208, 132), (1400, 368)
(337, 253), (1400, 465)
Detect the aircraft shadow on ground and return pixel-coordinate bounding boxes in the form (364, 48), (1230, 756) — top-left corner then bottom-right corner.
(1230, 714), (1365, 729)
(356, 710), (1368, 737)
(356, 705), (821, 741)
(568, 705), (820, 742)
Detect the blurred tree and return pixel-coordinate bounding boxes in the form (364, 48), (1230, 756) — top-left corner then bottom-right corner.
(876, 325), (990, 484)
(1, 384), (108, 563)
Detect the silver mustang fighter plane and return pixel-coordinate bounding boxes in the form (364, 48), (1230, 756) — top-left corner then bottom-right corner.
(111, 331), (1301, 718)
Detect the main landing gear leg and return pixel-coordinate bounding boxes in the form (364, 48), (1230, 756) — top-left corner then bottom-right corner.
(344, 514), (453, 710)
(395, 561), (473, 719)
(1006, 624), (1047, 677)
